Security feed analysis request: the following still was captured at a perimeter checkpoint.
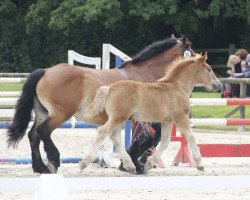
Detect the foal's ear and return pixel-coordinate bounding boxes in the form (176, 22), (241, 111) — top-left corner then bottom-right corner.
(199, 52), (208, 62)
(171, 34), (176, 39)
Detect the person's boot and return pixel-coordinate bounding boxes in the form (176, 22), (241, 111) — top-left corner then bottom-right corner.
(221, 93), (224, 98)
(138, 149), (152, 164)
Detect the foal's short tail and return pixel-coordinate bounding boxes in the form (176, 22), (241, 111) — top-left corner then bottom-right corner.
(85, 86), (110, 118)
(7, 69), (45, 148)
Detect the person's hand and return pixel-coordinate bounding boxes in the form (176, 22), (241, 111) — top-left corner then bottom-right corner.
(227, 70), (232, 75)
(241, 60), (247, 66)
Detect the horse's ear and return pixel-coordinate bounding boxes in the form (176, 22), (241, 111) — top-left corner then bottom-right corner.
(199, 52), (208, 62)
(171, 34), (176, 39)
(181, 35), (188, 44)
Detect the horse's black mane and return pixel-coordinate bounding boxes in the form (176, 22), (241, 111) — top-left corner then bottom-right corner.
(118, 38), (178, 68)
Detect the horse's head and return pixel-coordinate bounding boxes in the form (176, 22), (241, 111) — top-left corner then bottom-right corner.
(195, 53), (222, 91)
(171, 34), (195, 58)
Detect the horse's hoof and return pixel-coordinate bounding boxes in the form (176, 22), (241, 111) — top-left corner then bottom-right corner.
(33, 164), (51, 174)
(47, 162), (58, 174)
(42, 168), (52, 174)
(197, 166), (205, 172)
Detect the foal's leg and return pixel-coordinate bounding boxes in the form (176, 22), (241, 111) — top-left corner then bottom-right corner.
(144, 123), (172, 173)
(175, 116), (204, 171)
(79, 119), (120, 171)
(109, 126), (137, 174)
(119, 134), (154, 174)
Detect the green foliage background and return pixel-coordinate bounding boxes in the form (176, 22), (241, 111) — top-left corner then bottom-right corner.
(0, 0), (250, 72)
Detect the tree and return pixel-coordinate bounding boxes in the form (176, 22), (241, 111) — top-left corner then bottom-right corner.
(0, 0), (32, 72)
(0, 0), (249, 72)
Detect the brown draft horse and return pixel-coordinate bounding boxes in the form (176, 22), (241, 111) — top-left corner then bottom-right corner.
(82, 53), (222, 174)
(6, 35), (195, 174)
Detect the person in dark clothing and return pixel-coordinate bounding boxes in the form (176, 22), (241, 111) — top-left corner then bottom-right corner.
(245, 54), (250, 97)
(137, 123), (161, 165)
(119, 122), (161, 174)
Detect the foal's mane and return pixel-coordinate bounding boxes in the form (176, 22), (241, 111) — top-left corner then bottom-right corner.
(158, 55), (200, 82)
(119, 38), (178, 68)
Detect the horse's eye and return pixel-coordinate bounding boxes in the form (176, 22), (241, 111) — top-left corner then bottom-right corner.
(207, 67), (212, 72)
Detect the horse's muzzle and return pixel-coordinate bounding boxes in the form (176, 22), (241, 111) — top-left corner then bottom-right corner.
(212, 79), (222, 91)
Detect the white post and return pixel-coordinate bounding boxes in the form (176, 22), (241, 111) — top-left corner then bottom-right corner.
(102, 44), (131, 69)
(102, 44), (110, 69)
(36, 174), (68, 200)
(68, 51), (74, 65)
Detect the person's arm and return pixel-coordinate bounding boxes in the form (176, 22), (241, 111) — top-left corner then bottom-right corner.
(241, 60), (250, 67)
(227, 70), (244, 77)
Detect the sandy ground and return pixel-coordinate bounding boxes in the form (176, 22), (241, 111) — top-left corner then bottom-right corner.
(0, 128), (250, 199)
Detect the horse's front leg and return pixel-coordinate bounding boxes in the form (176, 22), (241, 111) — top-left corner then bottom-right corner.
(109, 126), (137, 174)
(175, 116), (204, 171)
(144, 123), (172, 173)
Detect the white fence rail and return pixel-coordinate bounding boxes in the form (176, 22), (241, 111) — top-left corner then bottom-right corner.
(0, 91), (20, 97)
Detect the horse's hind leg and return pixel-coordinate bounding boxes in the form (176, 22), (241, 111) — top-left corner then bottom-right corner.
(28, 122), (51, 173)
(36, 113), (69, 173)
(33, 98), (70, 173)
(28, 97), (51, 173)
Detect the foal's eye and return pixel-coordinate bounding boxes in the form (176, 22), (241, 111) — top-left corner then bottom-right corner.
(207, 67), (212, 72)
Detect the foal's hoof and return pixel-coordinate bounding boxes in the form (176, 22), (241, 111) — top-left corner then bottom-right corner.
(118, 162), (136, 174)
(144, 161), (155, 173)
(197, 166), (205, 172)
(118, 162), (127, 172)
(79, 160), (88, 172)
(127, 168), (137, 174)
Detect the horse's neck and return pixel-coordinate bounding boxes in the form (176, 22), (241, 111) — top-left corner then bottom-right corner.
(125, 45), (182, 82)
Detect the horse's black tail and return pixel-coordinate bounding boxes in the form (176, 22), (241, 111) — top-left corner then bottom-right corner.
(7, 68), (45, 148)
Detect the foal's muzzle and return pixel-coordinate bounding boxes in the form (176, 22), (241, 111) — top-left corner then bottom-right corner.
(211, 79), (222, 91)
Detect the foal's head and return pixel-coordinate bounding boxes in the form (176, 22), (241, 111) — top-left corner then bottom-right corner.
(192, 53), (222, 91)
(160, 53), (221, 91)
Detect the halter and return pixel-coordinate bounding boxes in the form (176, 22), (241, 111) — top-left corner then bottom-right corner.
(115, 68), (130, 80)
(176, 39), (194, 58)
